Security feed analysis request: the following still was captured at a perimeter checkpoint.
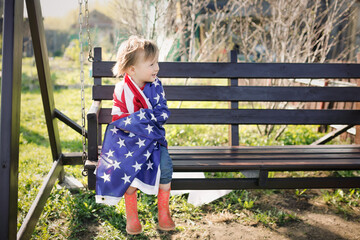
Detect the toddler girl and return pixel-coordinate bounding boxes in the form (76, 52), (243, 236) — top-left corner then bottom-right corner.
(95, 36), (175, 235)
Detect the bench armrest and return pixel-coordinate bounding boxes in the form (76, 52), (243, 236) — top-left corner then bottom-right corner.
(87, 100), (101, 117)
(87, 100), (102, 161)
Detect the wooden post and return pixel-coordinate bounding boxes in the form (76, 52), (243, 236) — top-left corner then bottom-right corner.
(318, 79), (329, 133)
(93, 47), (103, 145)
(87, 47), (103, 189)
(26, 0), (63, 178)
(355, 53), (360, 144)
(228, 50), (239, 146)
(0, 0), (24, 239)
(94, 47), (102, 85)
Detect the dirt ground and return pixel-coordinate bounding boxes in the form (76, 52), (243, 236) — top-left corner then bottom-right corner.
(78, 189), (360, 239)
(166, 190), (360, 240)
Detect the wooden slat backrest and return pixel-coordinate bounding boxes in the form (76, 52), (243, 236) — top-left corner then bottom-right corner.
(93, 61), (360, 78)
(91, 47), (360, 127)
(97, 108), (360, 125)
(93, 85), (360, 102)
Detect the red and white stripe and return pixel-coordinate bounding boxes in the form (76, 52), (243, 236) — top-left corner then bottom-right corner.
(111, 74), (152, 122)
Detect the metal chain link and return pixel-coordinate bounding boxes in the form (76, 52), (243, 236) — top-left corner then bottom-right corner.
(79, 0), (88, 176)
(85, 0), (94, 62)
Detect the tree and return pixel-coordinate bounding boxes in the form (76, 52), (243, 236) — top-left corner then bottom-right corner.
(107, 0), (236, 62)
(166, 0), (236, 62)
(108, 0), (170, 58)
(106, 0), (357, 138)
(230, 0), (357, 138)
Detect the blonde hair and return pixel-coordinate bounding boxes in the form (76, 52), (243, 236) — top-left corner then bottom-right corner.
(112, 36), (159, 77)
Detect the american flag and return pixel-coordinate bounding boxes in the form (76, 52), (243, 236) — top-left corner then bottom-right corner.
(95, 75), (170, 205)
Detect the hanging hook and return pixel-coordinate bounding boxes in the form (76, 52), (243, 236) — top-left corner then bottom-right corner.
(82, 169), (88, 177)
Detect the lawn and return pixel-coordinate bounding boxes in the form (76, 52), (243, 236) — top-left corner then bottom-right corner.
(16, 57), (360, 239)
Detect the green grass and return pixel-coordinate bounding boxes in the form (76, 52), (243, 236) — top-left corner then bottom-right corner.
(16, 57), (360, 239)
(321, 189), (360, 217)
(252, 208), (298, 227)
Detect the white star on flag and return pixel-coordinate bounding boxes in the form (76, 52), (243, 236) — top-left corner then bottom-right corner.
(110, 126), (119, 135)
(137, 110), (146, 120)
(113, 161), (121, 170)
(128, 132), (135, 138)
(135, 138), (146, 148)
(161, 91), (165, 99)
(132, 161), (142, 171)
(144, 150), (151, 160)
(101, 173), (110, 182)
(123, 117), (132, 126)
(125, 151), (134, 158)
(117, 138), (125, 148)
(106, 149), (114, 158)
(161, 112), (169, 120)
(153, 79), (160, 87)
(154, 94), (160, 103)
(145, 124), (154, 134)
(150, 113), (157, 122)
(122, 173), (131, 184)
(146, 161), (154, 170)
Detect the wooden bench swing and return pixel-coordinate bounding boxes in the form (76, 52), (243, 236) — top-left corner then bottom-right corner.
(83, 47), (360, 191)
(3, 1), (360, 239)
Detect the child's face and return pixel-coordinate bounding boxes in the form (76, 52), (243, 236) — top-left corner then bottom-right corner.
(129, 51), (159, 87)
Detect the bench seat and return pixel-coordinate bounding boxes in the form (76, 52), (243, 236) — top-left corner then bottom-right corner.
(82, 144), (360, 190)
(168, 145), (360, 190)
(84, 145), (360, 171)
(169, 145), (360, 171)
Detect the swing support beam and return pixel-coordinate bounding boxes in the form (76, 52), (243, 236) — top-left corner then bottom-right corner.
(0, 0), (24, 239)
(16, 2), (64, 239)
(26, 0), (62, 163)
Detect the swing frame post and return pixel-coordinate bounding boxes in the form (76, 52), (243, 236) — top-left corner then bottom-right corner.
(0, 0), (24, 239)
(1, 0), (87, 238)
(26, 0), (62, 165)
(17, 1), (65, 239)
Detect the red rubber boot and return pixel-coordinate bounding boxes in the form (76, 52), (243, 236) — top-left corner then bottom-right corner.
(157, 188), (176, 231)
(124, 191), (142, 235)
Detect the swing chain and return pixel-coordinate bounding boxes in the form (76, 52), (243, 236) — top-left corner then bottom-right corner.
(79, 0), (88, 177)
(85, 0), (94, 62)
